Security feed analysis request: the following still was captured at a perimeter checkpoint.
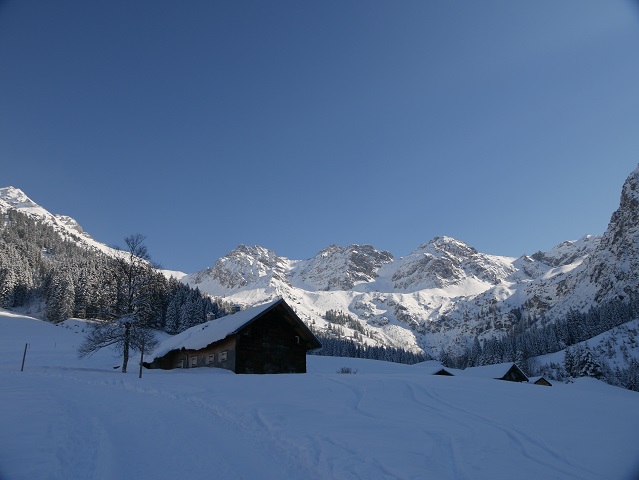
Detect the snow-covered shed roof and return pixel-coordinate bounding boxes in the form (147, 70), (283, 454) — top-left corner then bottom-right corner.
(459, 362), (529, 382)
(528, 376), (552, 386)
(148, 298), (319, 362)
(412, 360), (459, 376)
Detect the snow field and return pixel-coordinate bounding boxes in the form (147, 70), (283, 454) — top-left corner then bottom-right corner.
(1, 310), (639, 480)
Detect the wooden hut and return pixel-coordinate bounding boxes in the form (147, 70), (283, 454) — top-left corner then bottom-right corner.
(145, 298), (321, 374)
(528, 376), (552, 386)
(460, 362), (529, 383)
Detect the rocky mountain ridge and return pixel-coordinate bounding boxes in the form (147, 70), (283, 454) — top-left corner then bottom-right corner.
(182, 234), (600, 354)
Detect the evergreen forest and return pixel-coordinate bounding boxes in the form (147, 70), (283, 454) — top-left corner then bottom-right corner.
(0, 209), (230, 333)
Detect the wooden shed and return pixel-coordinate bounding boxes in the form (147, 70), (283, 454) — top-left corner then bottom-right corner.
(460, 362), (529, 383)
(145, 298), (321, 374)
(528, 376), (552, 386)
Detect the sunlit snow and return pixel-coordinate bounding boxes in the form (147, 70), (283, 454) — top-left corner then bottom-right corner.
(2, 310), (638, 480)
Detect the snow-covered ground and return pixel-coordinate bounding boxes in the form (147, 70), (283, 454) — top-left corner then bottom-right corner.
(1, 310), (639, 480)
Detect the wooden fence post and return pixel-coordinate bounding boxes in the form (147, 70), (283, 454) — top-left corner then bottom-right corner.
(139, 338), (145, 379)
(21, 343), (28, 372)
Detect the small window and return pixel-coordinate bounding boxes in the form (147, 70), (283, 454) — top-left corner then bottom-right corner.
(190, 357), (198, 368)
(175, 359), (184, 368)
(208, 354), (214, 364)
(219, 351), (227, 361)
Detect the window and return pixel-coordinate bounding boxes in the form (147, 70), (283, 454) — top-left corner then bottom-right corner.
(175, 359), (184, 368)
(190, 357), (198, 368)
(208, 354), (214, 364)
(219, 351), (227, 361)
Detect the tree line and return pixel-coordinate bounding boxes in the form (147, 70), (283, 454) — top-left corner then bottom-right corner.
(0, 210), (231, 371)
(310, 326), (429, 365)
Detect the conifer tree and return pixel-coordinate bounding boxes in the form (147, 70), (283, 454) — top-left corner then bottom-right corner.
(575, 345), (603, 379)
(45, 268), (75, 323)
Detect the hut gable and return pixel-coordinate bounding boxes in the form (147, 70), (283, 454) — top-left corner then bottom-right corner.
(529, 376), (552, 386)
(460, 362), (529, 383)
(413, 360), (458, 376)
(145, 298), (321, 374)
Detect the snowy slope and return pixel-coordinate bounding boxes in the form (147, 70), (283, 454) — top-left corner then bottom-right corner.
(2, 310), (639, 480)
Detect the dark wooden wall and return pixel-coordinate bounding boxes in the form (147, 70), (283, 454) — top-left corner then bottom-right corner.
(235, 310), (307, 374)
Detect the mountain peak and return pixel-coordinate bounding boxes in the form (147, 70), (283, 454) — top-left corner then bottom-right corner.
(0, 186), (55, 220)
(618, 163), (639, 212)
(296, 243), (393, 290)
(0, 186), (39, 210)
(0, 186), (128, 260)
(415, 236), (477, 258)
(186, 244), (290, 291)
(229, 244), (278, 259)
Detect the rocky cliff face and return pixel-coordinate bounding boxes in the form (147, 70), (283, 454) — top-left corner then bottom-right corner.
(518, 166), (639, 317)
(587, 166), (639, 302)
(530, 235), (600, 268)
(293, 244), (393, 291)
(186, 245), (291, 290)
(184, 243), (395, 293)
(390, 237), (517, 291)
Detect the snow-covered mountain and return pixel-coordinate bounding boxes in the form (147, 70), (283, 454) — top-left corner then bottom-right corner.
(0, 186), (125, 259)
(183, 166), (639, 357)
(180, 234), (593, 354)
(179, 236), (557, 354)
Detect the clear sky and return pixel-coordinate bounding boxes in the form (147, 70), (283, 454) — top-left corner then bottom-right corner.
(2, 1), (639, 273)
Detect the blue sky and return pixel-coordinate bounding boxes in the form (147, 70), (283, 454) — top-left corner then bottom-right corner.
(2, 1), (639, 272)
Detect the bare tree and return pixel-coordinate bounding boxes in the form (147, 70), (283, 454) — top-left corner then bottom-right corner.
(78, 234), (158, 373)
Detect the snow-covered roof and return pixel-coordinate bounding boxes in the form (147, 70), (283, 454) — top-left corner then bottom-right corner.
(148, 299), (281, 361)
(459, 362), (528, 381)
(528, 376), (552, 385)
(412, 360), (459, 375)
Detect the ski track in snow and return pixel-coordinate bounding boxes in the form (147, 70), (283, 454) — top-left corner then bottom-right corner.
(414, 385), (589, 479)
(0, 368), (316, 480)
